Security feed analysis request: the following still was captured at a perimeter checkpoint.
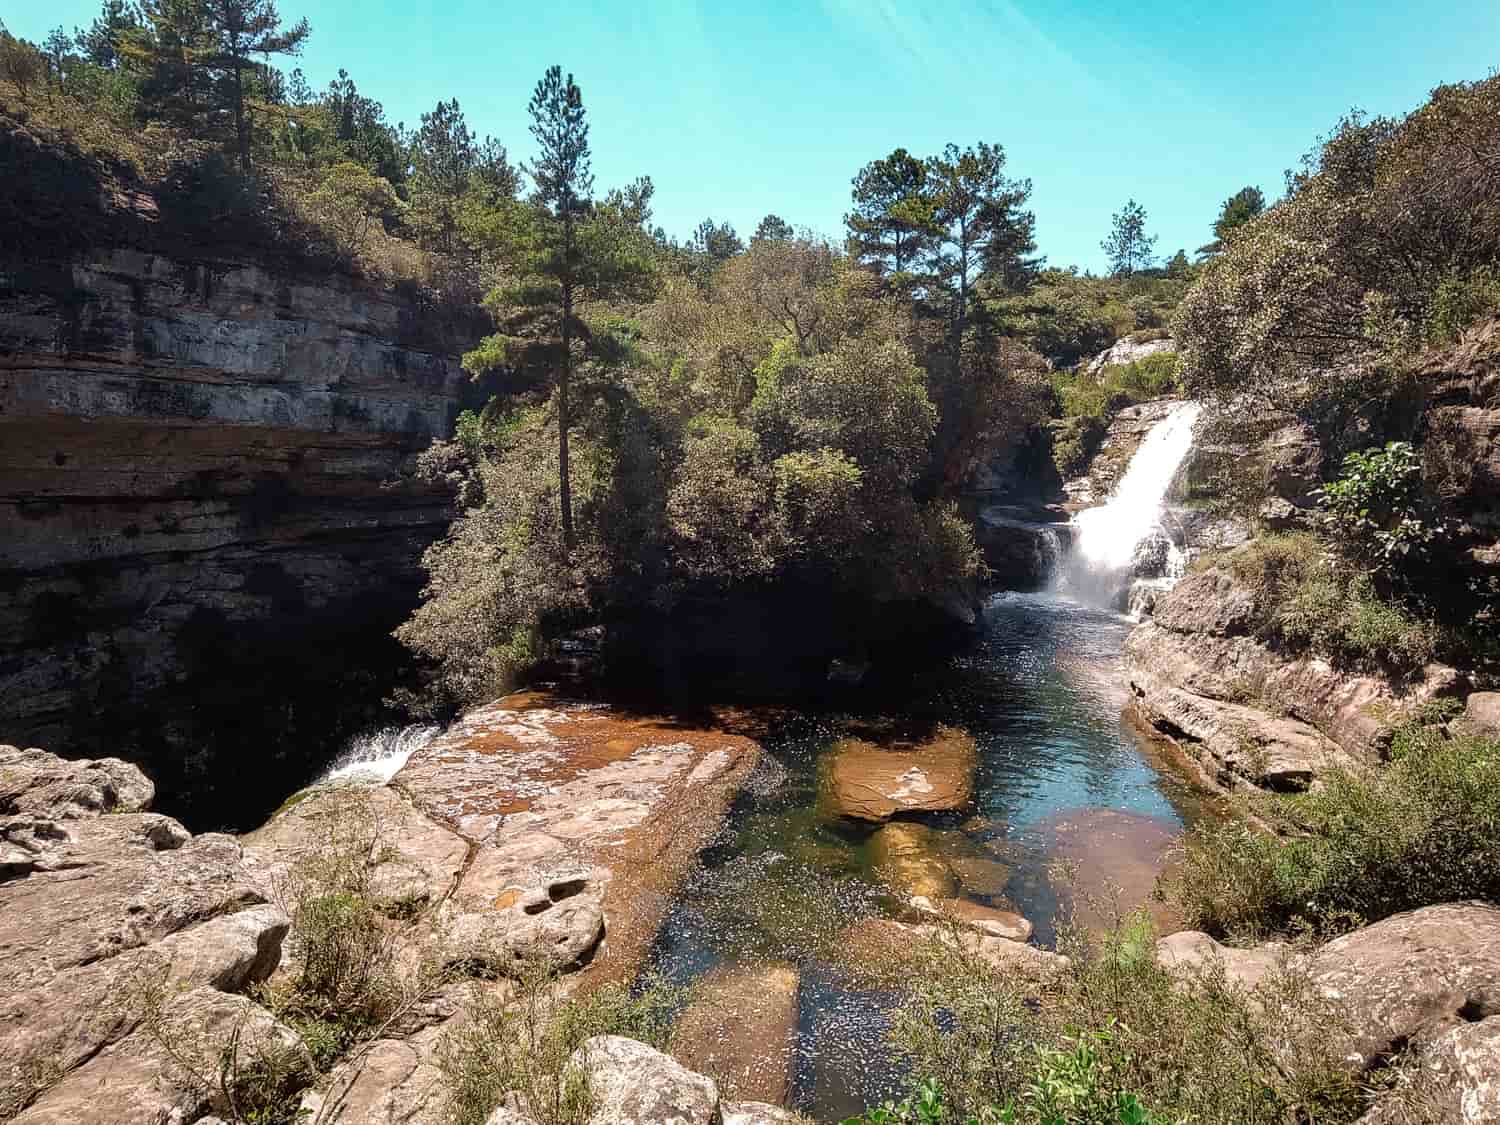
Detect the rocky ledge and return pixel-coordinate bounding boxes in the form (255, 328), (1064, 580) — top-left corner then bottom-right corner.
(0, 248), (484, 821)
(1123, 561), (1470, 794)
(1, 693), (773, 1125)
(1160, 902), (1500, 1124)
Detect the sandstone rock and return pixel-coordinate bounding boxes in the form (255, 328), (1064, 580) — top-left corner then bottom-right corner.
(820, 729), (977, 822)
(302, 1035), (449, 1125)
(723, 1103), (806, 1125)
(1456, 691), (1500, 738)
(397, 695), (760, 989)
(868, 822), (959, 898)
(1040, 807), (1184, 935)
(906, 896), (1033, 942)
(1308, 902), (1500, 1071)
(567, 1035), (719, 1125)
(13, 987), (307, 1125)
(0, 745), (155, 818)
(671, 962), (799, 1105)
(486, 1109), (544, 1125)
(1356, 1015), (1500, 1125)
(1156, 931), (1297, 993)
(0, 748), (287, 1116)
(242, 784), (468, 917)
(1086, 335), (1176, 376)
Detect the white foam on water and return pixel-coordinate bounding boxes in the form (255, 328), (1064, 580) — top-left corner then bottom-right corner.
(316, 723), (441, 786)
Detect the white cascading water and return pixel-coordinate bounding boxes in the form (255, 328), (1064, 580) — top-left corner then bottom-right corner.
(315, 723), (441, 786)
(1056, 401), (1202, 609)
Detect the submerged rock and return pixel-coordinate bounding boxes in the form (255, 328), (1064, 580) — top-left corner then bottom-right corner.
(671, 962), (800, 1105)
(905, 895), (1033, 942)
(868, 821), (959, 898)
(821, 728), (977, 822)
(839, 917), (1067, 981)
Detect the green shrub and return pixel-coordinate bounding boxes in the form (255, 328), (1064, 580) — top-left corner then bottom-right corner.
(1169, 715), (1500, 940)
(1315, 442), (1439, 570)
(1046, 353), (1180, 479)
(438, 957), (682, 1125)
(844, 913), (1364, 1125)
(1428, 267), (1500, 343)
(1217, 533), (1437, 671)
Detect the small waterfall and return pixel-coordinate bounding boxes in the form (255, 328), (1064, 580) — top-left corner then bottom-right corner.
(1056, 401), (1202, 610)
(315, 723), (441, 786)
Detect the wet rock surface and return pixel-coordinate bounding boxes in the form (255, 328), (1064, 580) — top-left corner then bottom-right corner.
(671, 962), (800, 1105)
(820, 727), (977, 822)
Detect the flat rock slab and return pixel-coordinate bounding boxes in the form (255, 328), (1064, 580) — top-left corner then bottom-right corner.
(396, 693), (760, 985)
(838, 917), (1067, 984)
(671, 962), (800, 1104)
(820, 728), (977, 822)
(905, 896), (1033, 942)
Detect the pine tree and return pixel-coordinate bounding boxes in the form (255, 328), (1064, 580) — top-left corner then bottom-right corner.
(462, 66), (655, 553)
(201, 0), (308, 171)
(74, 0), (142, 69)
(846, 148), (936, 278)
(751, 214), (794, 244)
(925, 141), (1038, 333)
(1101, 199), (1157, 276)
(1196, 185), (1266, 259)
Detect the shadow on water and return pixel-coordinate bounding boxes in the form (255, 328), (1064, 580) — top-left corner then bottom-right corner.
(642, 590), (1207, 1121)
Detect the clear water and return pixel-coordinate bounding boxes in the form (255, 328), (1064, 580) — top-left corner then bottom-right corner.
(645, 591), (1205, 1121)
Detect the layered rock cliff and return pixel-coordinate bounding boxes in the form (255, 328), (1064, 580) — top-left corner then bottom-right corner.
(0, 248), (485, 826)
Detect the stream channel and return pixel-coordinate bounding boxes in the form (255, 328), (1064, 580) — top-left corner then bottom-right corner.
(644, 588), (1208, 1119)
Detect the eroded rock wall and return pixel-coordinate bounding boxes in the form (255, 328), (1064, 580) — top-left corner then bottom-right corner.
(0, 249), (482, 825)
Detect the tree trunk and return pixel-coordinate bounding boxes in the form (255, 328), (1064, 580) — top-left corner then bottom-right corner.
(558, 206), (575, 554)
(232, 61), (248, 172)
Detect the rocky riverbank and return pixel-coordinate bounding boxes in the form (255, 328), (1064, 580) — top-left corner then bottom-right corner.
(0, 693), (771, 1124)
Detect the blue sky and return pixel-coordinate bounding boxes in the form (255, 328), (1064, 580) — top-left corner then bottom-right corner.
(11, 1), (1499, 271)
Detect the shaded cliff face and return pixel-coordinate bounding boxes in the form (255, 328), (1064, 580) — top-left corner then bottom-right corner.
(0, 249), (481, 828)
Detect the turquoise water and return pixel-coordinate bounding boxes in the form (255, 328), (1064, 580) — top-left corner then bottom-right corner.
(645, 590), (1204, 1120)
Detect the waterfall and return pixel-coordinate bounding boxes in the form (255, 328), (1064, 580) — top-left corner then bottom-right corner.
(1056, 401), (1202, 610)
(315, 723), (440, 786)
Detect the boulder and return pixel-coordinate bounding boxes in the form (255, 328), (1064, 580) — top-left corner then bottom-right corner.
(1086, 335), (1176, 376)
(1156, 931), (1297, 993)
(671, 962), (800, 1104)
(0, 745), (155, 819)
(0, 748), (285, 1115)
(820, 729), (976, 822)
(1308, 902), (1500, 1071)
(12, 987), (308, 1125)
(567, 1035), (719, 1125)
(723, 1104), (806, 1125)
(1455, 692), (1500, 739)
(868, 822), (959, 898)
(1357, 1015), (1500, 1125)
(906, 896), (1033, 942)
